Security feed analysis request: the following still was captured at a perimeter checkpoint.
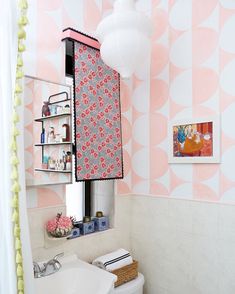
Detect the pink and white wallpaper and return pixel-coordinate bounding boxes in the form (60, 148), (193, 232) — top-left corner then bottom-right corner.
(25, 0), (235, 207)
(118, 0), (235, 204)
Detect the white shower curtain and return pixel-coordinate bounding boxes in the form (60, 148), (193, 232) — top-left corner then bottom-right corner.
(0, 0), (35, 293)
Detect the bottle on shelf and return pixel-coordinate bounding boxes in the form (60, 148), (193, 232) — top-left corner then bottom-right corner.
(66, 151), (72, 171)
(40, 128), (45, 143)
(62, 123), (70, 142)
(63, 151), (67, 170)
(48, 127), (55, 143)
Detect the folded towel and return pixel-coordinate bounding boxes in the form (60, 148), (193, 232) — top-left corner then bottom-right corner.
(92, 248), (133, 272)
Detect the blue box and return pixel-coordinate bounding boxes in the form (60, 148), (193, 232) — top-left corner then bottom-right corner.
(92, 216), (109, 231)
(77, 221), (95, 235)
(67, 227), (80, 239)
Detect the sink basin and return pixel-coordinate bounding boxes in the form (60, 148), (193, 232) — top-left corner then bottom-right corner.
(35, 255), (117, 294)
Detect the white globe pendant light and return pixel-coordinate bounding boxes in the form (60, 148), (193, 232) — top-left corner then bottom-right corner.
(96, 0), (153, 79)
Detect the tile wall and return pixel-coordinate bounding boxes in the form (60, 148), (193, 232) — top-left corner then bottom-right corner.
(130, 195), (235, 294)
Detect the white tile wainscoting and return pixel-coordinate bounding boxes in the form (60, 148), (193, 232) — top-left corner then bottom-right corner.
(130, 195), (235, 294)
(28, 194), (235, 294)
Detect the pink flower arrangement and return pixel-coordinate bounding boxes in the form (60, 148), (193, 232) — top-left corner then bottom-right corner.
(46, 213), (73, 238)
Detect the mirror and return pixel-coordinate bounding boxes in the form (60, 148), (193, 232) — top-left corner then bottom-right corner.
(24, 75), (73, 186)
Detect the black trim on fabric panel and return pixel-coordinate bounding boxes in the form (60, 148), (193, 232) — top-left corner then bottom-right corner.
(117, 74), (124, 179)
(72, 40), (78, 182)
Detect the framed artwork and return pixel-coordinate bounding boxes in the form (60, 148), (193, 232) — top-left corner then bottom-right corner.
(168, 117), (220, 163)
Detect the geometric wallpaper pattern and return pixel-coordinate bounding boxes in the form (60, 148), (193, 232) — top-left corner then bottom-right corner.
(25, 0), (235, 207)
(118, 0), (235, 204)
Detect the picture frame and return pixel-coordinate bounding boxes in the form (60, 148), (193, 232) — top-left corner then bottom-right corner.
(168, 117), (220, 163)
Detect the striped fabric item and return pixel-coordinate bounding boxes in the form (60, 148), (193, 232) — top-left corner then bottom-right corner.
(92, 248), (133, 272)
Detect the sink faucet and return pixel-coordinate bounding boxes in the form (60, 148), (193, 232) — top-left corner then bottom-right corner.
(33, 261), (44, 278)
(33, 253), (64, 278)
(44, 252), (64, 272)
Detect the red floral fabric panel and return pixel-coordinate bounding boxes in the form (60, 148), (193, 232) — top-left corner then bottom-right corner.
(74, 42), (123, 181)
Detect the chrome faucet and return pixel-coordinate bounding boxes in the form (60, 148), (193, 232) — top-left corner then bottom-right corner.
(33, 261), (44, 278)
(33, 253), (64, 278)
(44, 252), (64, 272)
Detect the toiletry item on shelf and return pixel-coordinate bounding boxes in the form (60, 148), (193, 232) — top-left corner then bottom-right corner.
(62, 123), (70, 142)
(42, 101), (50, 117)
(63, 151), (67, 170)
(76, 217), (95, 235)
(40, 128), (45, 143)
(92, 211), (109, 231)
(49, 104), (58, 115)
(48, 158), (55, 170)
(56, 105), (63, 114)
(67, 227), (80, 240)
(63, 104), (70, 114)
(42, 155), (49, 169)
(48, 127), (55, 143)
(59, 159), (64, 170)
(55, 133), (61, 143)
(55, 159), (59, 170)
(66, 151), (72, 171)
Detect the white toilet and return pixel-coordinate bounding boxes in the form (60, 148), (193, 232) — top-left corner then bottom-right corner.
(112, 273), (144, 294)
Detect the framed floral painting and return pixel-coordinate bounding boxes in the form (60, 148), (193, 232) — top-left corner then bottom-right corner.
(168, 117), (220, 163)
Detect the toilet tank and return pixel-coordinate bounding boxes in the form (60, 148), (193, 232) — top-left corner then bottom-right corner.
(112, 273), (144, 294)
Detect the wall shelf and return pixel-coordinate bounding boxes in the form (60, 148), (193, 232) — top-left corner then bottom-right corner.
(35, 142), (72, 146)
(35, 113), (70, 122)
(35, 168), (72, 173)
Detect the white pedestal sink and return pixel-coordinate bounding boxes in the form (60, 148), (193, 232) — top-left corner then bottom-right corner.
(34, 255), (117, 294)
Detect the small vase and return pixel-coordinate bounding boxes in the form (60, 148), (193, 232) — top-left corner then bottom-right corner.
(48, 228), (72, 238)
(42, 101), (51, 117)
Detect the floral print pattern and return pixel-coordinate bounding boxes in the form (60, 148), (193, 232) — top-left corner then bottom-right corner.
(74, 42), (123, 181)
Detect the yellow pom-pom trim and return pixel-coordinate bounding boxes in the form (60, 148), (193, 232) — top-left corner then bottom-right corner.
(17, 56), (23, 67)
(18, 279), (24, 291)
(15, 84), (23, 94)
(12, 1), (28, 292)
(12, 209), (19, 222)
(11, 168), (19, 180)
(15, 238), (22, 250)
(11, 153), (19, 165)
(17, 265), (23, 277)
(18, 42), (26, 53)
(10, 139), (17, 151)
(13, 110), (20, 123)
(18, 16), (28, 26)
(18, 28), (26, 39)
(16, 251), (23, 264)
(11, 195), (19, 208)
(16, 70), (24, 79)
(14, 95), (22, 106)
(12, 181), (21, 193)
(12, 126), (20, 137)
(14, 225), (21, 237)
(19, 0), (28, 9)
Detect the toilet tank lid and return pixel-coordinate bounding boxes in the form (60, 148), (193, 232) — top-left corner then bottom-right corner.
(113, 273), (144, 293)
